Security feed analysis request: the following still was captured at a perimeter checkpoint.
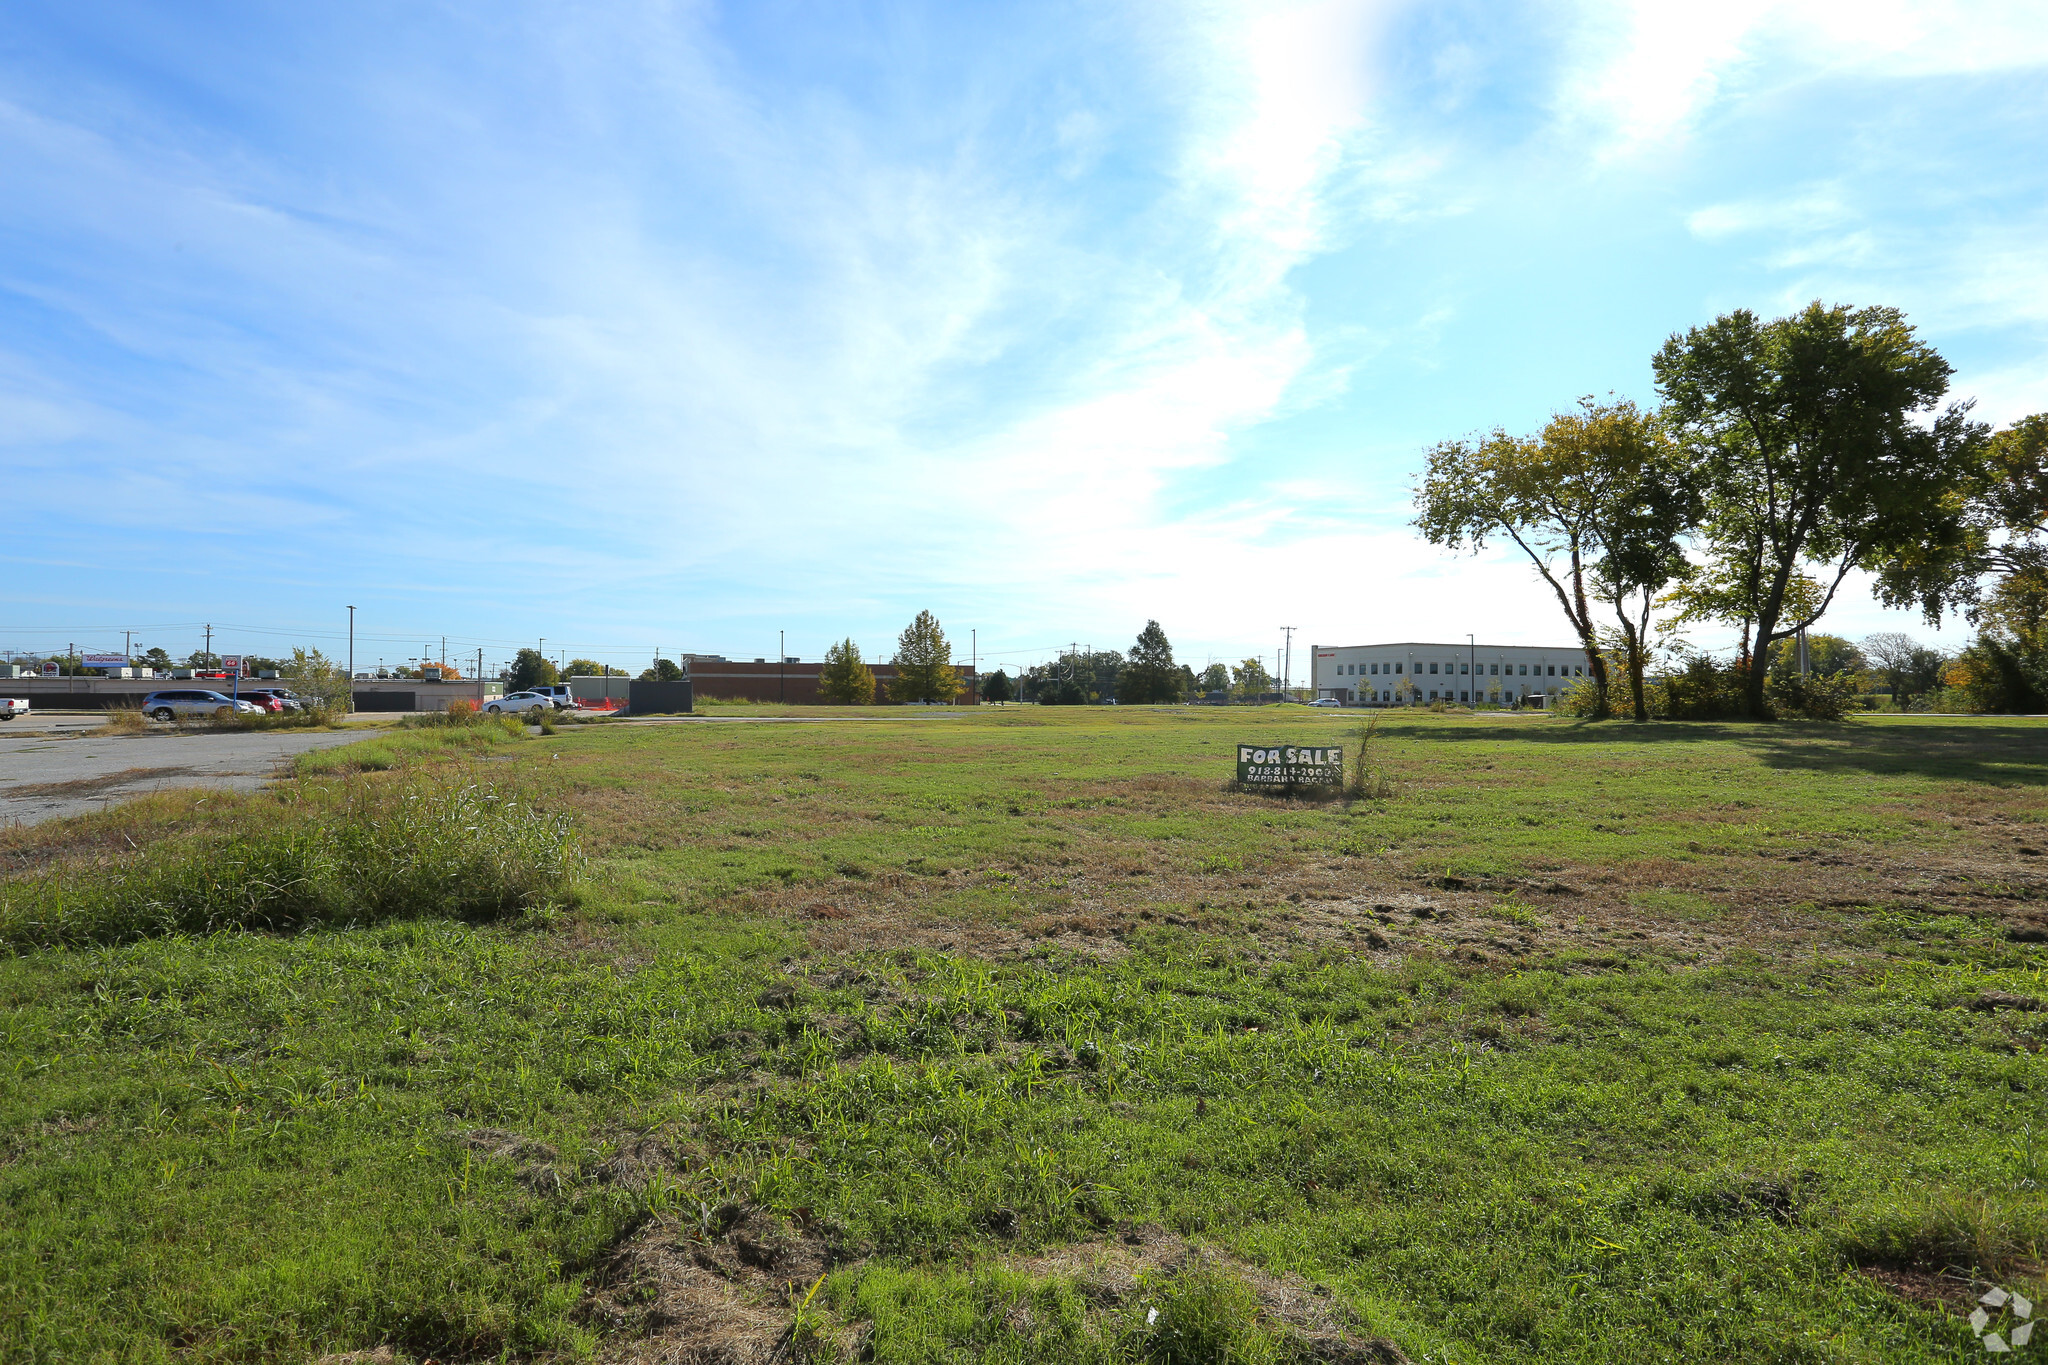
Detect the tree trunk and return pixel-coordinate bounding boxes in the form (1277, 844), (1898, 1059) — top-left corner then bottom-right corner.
(1746, 613), (1779, 719)
(1582, 633), (1611, 718)
(1628, 650), (1647, 721)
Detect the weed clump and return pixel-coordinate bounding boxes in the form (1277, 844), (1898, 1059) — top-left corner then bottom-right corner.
(398, 701), (522, 733)
(1345, 715), (1393, 801)
(0, 779), (581, 947)
(100, 705), (148, 735)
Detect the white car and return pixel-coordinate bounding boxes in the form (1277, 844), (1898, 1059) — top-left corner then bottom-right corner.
(0, 697), (27, 721)
(1307, 697), (1342, 707)
(485, 691), (552, 718)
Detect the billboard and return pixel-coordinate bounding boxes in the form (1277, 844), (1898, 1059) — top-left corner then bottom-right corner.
(81, 653), (128, 668)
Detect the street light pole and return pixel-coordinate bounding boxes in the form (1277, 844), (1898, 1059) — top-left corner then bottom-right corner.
(347, 606), (355, 683)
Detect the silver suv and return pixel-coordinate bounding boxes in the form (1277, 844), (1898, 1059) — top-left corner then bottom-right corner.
(142, 689), (264, 721)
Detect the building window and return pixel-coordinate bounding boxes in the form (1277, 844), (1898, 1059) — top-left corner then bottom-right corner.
(1491, 663), (1498, 675)
(1518, 664), (1527, 675)
(1429, 663), (1438, 674)
(1459, 663), (1467, 674)
(1394, 662), (1402, 674)
(1460, 690), (1469, 702)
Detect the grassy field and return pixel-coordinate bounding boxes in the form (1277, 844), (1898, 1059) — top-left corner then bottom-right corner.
(4, 706), (2048, 1363)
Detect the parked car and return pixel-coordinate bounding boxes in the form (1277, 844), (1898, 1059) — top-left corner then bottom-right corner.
(484, 691), (552, 718)
(244, 687), (306, 712)
(0, 697), (27, 721)
(141, 689), (264, 721)
(532, 684), (576, 709)
(1307, 697), (1342, 708)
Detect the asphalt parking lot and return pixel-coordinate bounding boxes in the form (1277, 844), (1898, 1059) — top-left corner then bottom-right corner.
(0, 714), (381, 826)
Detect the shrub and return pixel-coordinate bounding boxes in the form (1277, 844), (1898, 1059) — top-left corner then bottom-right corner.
(398, 704), (521, 733)
(1659, 654), (1749, 720)
(1765, 671), (1858, 720)
(0, 778), (581, 947)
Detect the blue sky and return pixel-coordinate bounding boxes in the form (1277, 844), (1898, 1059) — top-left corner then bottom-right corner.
(3, 1), (2045, 677)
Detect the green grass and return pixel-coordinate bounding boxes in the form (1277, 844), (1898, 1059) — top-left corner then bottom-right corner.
(4, 708), (2048, 1362)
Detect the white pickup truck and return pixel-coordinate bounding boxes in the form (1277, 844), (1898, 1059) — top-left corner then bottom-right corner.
(0, 697), (28, 722)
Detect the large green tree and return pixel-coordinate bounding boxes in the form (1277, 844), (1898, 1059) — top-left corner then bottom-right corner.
(1653, 302), (1986, 718)
(1230, 657), (1273, 701)
(888, 611), (960, 704)
(1861, 632), (1945, 709)
(1415, 398), (1696, 720)
(980, 669), (1013, 704)
(1120, 621), (1179, 703)
(509, 649), (558, 691)
(818, 637), (877, 705)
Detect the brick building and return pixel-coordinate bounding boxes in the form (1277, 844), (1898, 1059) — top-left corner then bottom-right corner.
(686, 659), (978, 704)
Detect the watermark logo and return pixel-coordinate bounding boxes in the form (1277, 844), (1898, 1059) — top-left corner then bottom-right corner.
(1972, 1286), (2034, 1352)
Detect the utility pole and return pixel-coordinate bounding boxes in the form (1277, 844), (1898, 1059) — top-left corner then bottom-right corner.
(779, 629), (785, 702)
(971, 628), (977, 706)
(124, 629), (132, 669)
(1468, 633), (1476, 704)
(1280, 626), (1295, 701)
(347, 606), (356, 684)
(477, 648), (484, 706)
(1797, 627), (1810, 677)
(203, 623), (212, 668)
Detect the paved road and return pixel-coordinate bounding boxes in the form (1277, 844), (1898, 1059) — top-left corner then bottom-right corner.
(0, 716), (382, 826)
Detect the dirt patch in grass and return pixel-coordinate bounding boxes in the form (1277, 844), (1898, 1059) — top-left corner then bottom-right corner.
(1854, 1266), (1986, 1316)
(721, 831), (2048, 974)
(1009, 1231), (1408, 1362)
(0, 766), (205, 799)
(586, 1204), (851, 1364)
(587, 1212), (1407, 1365)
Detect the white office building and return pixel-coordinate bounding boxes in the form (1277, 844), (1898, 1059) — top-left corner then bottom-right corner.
(1311, 641), (1591, 707)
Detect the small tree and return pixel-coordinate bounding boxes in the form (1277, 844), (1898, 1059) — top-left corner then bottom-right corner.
(981, 669), (1013, 704)
(818, 637), (877, 705)
(1122, 620), (1179, 703)
(282, 646), (352, 713)
(637, 658), (684, 681)
(1415, 398), (1696, 721)
(510, 649), (559, 691)
(888, 611), (960, 704)
(564, 658), (606, 678)
(1198, 663), (1230, 695)
(140, 647), (175, 671)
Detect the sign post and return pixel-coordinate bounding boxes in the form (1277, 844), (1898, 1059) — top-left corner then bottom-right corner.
(1235, 743), (1343, 790)
(221, 655), (243, 708)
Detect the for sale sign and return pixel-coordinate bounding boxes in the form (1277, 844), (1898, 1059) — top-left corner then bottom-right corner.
(1235, 743), (1343, 787)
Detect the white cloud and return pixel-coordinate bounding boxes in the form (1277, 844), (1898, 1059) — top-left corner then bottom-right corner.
(1562, 0), (2048, 154)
